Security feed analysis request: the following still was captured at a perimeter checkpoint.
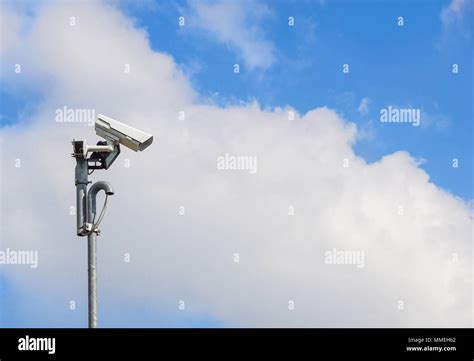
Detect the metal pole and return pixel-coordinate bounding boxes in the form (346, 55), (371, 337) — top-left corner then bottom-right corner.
(86, 180), (114, 329)
(74, 141), (114, 329)
(88, 231), (98, 328)
(74, 154), (95, 327)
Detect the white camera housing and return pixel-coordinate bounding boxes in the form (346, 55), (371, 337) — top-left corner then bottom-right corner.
(95, 114), (153, 152)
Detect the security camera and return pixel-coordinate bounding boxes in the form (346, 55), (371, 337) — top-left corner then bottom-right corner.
(95, 114), (153, 152)
(72, 114), (153, 171)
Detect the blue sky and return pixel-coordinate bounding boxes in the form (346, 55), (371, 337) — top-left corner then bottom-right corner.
(0, 0), (472, 328)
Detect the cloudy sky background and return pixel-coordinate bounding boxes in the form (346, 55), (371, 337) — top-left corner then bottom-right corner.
(0, 0), (472, 327)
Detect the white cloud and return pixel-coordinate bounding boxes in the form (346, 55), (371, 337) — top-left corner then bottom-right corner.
(441, 0), (473, 26)
(357, 97), (370, 115)
(0, 1), (472, 327)
(185, 0), (275, 70)
(0, 4), (22, 54)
